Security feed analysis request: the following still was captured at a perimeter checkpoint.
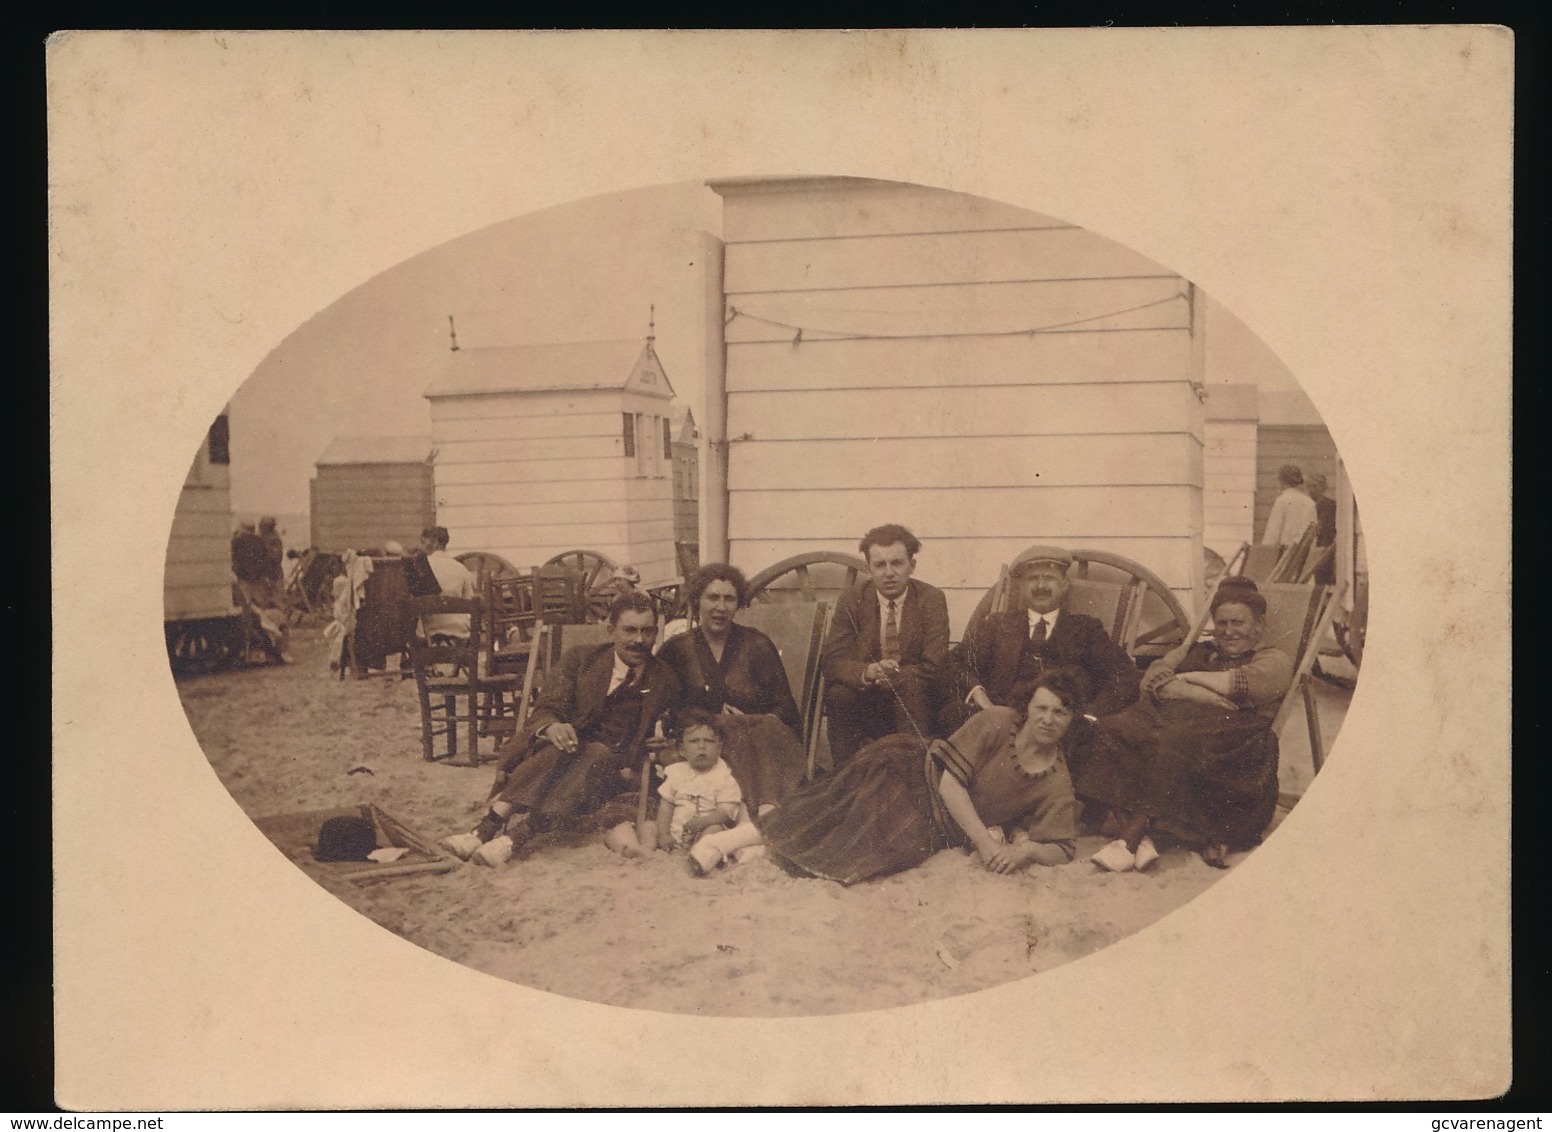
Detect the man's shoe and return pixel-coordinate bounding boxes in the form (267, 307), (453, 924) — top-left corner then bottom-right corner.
(441, 832), (485, 861)
(1091, 839), (1136, 873)
(472, 810), (507, 842)
(1133, 837), (1160, 872)
(472, 836), (514, 867)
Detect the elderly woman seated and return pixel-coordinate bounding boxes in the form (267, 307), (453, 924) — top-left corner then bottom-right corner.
(1071, 576), (1293, 871)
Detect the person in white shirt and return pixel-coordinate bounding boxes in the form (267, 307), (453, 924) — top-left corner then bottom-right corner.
(1260, 466), (1317, 547)
(418, 525), (475, 639)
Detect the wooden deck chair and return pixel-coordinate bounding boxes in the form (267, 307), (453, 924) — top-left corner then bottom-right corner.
(1260, 581), (1347, 780)
(1271, 523), (1319, 583)
(512, 620), (614, 735)
(253, 803), (458, 885)
(1228, 541), (1286, 584)
(408, 595), (520, 767)
(733, 600), (831, 781)
(1298, 543), (1335, 584)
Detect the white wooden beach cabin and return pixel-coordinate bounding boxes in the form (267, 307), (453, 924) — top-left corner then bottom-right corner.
(165, 409), (237, 625)
(704, 176), (1207, 633)
(424, 339), (678, 580)
(671, 405), (700, 575)
(309, 435), (436, 554)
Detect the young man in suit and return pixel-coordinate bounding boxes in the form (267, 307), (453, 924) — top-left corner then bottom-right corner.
(821, 523), (951, 766)
(938, 546), (1140, 766)
(442, 591), (682, 866)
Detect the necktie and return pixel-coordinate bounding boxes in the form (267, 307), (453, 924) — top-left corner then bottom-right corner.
(882, 600), (901, 662)
(1031, 616), (1048, 645)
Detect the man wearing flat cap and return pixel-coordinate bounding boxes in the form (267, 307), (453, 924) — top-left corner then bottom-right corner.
(938, 547), (1140, 760)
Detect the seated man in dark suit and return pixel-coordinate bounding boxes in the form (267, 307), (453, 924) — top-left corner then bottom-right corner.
(821, 524), (951, 766)
(442, 591), (682, 867)
(939, 546), (1140, 767)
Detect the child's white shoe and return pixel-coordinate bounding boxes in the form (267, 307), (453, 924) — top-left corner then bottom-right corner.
(689, 840), (724, 876)
(1091, 839), (1136, 873)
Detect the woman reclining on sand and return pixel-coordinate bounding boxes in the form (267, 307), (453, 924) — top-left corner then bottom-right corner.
(685, 670), (1087, 885)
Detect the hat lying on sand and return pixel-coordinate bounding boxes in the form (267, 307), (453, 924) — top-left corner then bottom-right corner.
(1010, 546), (1073, 574)
(314, 815), (378, 861)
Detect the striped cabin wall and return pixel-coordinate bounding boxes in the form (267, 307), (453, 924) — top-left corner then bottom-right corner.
(426, 383), (677, 582)
(1202, 384), (1259, 561)
(710, 177), (1206, 635)
(309, 463), (436, 554)
(165, 412), (237, 621)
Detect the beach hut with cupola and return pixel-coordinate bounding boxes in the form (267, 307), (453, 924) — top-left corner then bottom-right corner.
(423, 336), (678, 580)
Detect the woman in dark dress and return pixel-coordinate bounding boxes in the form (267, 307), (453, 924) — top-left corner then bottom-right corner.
(654, 564), (809, 814)
(1073, 576), (1293, 872)
(686, 670), (1086, 885)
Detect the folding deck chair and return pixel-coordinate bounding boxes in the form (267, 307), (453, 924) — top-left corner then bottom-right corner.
(733, 601), (831, 781)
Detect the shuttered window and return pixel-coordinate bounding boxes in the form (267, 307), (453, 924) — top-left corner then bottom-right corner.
(622, 412), (635, 458)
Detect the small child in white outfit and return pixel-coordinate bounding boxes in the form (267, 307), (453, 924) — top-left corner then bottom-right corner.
(606, 709), (742, 860)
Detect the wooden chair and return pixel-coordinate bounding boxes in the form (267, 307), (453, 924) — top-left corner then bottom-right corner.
(531, 562), (584, 625)
(1261, 580), (1346, 778)
(512, 620), (614, 735)
(733, 601), (832, 781)
(1226, 542), (1285, 584)
(407, 595), (521, 766)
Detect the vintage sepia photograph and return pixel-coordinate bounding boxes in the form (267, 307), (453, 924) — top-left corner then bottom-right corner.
(166, 176), (1368, 1017)
(49, 29), (1511, 1108)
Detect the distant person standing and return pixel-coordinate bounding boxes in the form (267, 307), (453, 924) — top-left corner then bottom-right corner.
(1260, 465), (1317, 547)
(231, 521), (288, 664)
(419, 526), (475, 639)
(258, 516), (285, 587)
(1307, 473), (1338, 585)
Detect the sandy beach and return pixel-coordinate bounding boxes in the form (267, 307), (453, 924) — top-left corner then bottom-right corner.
(178, 624), (1342, 1018)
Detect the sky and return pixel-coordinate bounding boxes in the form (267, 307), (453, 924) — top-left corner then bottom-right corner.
(224, 178), (1312, 521)
(228, 180), (724, 517)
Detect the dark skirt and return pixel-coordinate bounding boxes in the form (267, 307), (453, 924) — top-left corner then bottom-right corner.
(758, 733), (954, 886)
(1072, 700), (1280, 849)
(718, 713), (808, 812)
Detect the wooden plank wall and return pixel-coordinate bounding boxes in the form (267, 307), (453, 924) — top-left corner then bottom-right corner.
(1202, 384), (1259, 560)
(716, 179), (1205, 634)
(427, 389), (676, 581)
(309, 463), (436, 554)
(164, 437), (236, 621)
(1253, 425), (1337, 544)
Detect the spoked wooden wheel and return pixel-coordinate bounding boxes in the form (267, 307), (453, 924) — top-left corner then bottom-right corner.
(1334, 577), (1368, 669)
(456, 551), (521, 581)
(1068, 549), (1192, 660)
(542, 549), (617, 622)
(746, 552), (868, 605)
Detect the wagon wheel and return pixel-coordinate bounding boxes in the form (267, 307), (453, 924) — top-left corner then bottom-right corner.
(542, 549), (617, 622)
(1069, 549), (1192, 659)
(1334, 575), (1368, 669)
(456, 551), (521, 581)
(166, 619), (236, 676)
(746, 552), (868, 605)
